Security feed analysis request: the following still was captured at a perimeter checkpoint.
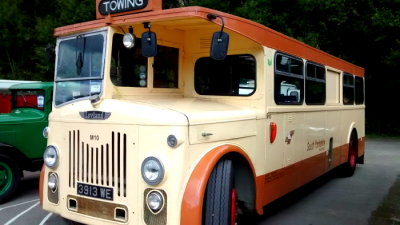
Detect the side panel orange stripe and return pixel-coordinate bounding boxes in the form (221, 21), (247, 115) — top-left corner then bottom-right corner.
(255, 151), (327, 207)
(255, 142), (355, 207)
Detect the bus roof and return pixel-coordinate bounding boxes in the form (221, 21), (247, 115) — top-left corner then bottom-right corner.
(54, 6), (364, 77)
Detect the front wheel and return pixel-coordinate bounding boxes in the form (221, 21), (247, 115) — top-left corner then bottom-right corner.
(203, 159), (237, 225)
(0, 155), (21, 203)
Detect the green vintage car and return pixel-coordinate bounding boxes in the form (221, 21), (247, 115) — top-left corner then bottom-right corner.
(0, 82), (53, 203)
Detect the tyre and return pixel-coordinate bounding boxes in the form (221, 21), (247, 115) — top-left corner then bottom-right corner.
(203, 159), (237, 225)
(0, 155), (21, 203)
(341, 133), (357, 177)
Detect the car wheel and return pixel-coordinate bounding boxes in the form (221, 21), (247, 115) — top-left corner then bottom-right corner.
(0, 155), (21, 203)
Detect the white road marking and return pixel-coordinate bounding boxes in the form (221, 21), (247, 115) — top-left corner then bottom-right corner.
(3, 201), (40, 225)
(0, 199), (39, 211)
(38, 212), (53, 225)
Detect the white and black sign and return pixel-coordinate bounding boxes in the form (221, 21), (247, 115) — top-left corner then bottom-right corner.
(99, 0), (148, 15)
(77, 183), (113, 201)
(79, 111), (111, 120)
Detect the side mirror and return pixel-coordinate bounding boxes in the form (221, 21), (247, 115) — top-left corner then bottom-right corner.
(208, 14), (229, 60)
(210, 31), (229, 60)
(141, 22), (157, 57)
(141, 31), (157, 57)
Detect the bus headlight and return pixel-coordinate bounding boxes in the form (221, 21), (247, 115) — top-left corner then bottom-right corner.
(146, 190), (165, 214)
(141, 157), (164, 185)
(48, 173), (58, 193)
(122, 33), (135, 49)
(44, 145), (59, 169)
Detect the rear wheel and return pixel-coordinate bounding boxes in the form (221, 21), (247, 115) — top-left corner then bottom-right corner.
(203, 159), (236, 225)
(0, 155), (21, 203)
(341, 133), (357, 177)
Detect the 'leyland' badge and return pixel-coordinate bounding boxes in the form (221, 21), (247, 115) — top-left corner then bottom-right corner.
(79, 111), (111, 120)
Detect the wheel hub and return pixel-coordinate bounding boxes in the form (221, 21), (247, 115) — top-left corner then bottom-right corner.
(350, 151), (356, 168)
(231, 188), (237, 225)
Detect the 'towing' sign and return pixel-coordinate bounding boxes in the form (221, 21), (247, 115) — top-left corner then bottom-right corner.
(95, 0), (162, 19)
(98, 0), (148, 15)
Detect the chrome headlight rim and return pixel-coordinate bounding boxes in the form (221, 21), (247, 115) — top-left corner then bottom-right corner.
(146, 190), (165, 214)
(141, 157), (164, 186)
(43, 145), (59, 169)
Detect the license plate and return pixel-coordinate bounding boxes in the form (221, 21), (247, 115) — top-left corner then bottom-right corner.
(77, 183), (113, 201)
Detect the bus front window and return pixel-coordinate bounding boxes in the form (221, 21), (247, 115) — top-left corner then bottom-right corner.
(110, 33), (148, 87)
(110, 33), (179, 89)
(55, 31), (106, 106)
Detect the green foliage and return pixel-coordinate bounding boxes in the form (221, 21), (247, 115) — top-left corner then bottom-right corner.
(0, 0), (95, 81)
(0, 0), (398, 134)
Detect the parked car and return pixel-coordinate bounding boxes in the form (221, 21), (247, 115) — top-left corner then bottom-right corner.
(0, 82), (53, 203)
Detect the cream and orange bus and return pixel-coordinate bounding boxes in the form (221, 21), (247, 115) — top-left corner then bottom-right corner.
(39, 0), (365, 224)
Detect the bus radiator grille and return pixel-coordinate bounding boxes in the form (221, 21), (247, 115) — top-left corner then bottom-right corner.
(68, 130), (127, 197)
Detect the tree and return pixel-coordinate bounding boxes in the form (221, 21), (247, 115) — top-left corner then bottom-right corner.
(0, 0), (95, 81)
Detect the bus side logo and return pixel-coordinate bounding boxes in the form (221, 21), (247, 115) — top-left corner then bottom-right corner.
(79, 111), (111, 120)
(285, 130), (295, 144)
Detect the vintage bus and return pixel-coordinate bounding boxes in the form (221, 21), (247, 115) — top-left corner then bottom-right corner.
(39, 0), (365, 224)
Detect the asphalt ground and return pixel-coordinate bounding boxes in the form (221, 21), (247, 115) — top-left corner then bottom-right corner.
(0, 138), (399, 225)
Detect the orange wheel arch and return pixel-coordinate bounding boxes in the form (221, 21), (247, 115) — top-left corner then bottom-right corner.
(180, 145), (259, 225)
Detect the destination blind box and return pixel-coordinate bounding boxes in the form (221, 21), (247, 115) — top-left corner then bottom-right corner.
(96, 0), (162, 19)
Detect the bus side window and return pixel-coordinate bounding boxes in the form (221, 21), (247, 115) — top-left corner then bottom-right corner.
(194, 54), (256, 96)
(274, 53), (304, 105)
(355, 76), (364, 105)
(110, 33), (148, 87)
(305, 62), (326, 105)
(343, 73), (354, 105)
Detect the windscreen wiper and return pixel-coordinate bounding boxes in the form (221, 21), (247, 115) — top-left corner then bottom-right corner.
(75, 35), (86, 75)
